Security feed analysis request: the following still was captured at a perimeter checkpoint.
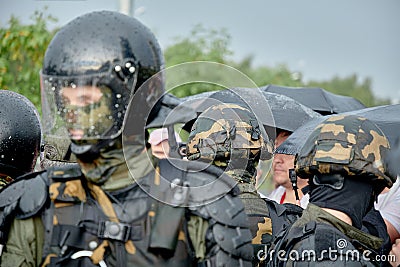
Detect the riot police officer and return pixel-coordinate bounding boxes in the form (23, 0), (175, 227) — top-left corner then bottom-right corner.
(186, 103), (303, 264)
(0, 11), (253, 266)
(0, 90), (41, 188)
(268, 114), (396, 266)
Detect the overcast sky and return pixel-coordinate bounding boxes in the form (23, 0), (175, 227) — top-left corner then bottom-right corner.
(1, 0), (399, 102)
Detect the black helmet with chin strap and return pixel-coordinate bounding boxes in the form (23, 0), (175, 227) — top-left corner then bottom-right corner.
(40, 11), (164, 161)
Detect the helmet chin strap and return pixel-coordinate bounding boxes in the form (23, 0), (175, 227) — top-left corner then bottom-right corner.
(70, 119), (126, 163)
(70, 143), (100, 163)
(289, 169), (300, 202)
(166, 125), (181, 159)
(71, 138), (119, 163)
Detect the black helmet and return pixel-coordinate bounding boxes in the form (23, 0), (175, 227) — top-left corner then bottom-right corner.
(40, 11), (164, 160)
(0, 90), (41, 177)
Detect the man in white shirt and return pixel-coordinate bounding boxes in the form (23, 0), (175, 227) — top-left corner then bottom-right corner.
(267, 129), (309, 208)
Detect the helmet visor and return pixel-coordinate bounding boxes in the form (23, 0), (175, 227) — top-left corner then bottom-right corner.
(41, 72), (122, 142)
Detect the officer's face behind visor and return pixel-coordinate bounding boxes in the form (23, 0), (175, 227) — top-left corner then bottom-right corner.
(41, 71), (122, 143)
(59, 85), (114, 142)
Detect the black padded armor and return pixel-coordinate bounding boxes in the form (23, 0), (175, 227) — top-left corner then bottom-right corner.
(0, 171), (48, 219)
(264, 199), (303, 237)
(267, 221), (381, 267)
(0, 171), (48, 250)
(150, 158), (254, 266)
(0, 159), (253, 266)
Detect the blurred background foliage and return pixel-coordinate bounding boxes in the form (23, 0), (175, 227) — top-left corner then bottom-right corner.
(0, 9), (390, 113)
(0, 10), (58, 112)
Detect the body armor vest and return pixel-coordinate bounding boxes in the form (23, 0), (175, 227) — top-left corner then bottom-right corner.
(267, 221), (382, 267)
(42, 168), (190, 266)
(0, 159), (253, 266)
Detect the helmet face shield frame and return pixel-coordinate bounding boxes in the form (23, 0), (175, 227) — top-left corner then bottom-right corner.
(39, 10), (166, 160)
(40, 69), (135, 144)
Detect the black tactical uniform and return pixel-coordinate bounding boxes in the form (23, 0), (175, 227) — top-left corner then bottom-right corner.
(0, 11), (253, 266)
(268, 115), (397, 266)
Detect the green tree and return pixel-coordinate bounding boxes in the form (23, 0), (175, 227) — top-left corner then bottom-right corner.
(164, 24), (390, 106)
(306, 74), (390, 107)
(236, 61), (303, 88)
(0, 9), (57, 110)
(165, 24), (233, 66)
(164, 24), (234, 97)
(164, 25), (309, 97)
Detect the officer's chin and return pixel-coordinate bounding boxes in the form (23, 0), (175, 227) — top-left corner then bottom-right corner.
(68, 129), (84, 140)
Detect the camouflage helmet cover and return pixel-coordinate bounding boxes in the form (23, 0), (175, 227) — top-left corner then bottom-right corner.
(186, 103), (272, 165)
(296, 114), (395, 188)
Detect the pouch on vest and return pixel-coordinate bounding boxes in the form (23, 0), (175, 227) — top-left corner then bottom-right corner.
(149, 159), (189, 256)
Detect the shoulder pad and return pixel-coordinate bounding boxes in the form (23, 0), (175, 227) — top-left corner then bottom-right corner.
(194, 193), (249, 228)
(154, 158), (239, 207)
(0, 171), (48, 219)
(264, 199), (303, 236)
(212, 224), (254, 261)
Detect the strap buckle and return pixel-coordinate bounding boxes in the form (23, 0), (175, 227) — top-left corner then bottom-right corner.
(98, 221), (131, 242)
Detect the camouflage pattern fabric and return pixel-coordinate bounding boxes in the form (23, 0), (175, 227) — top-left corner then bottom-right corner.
(296, 114), (395, 188)
(186, 103), (274, 248)
(187, 103), (272, 169)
